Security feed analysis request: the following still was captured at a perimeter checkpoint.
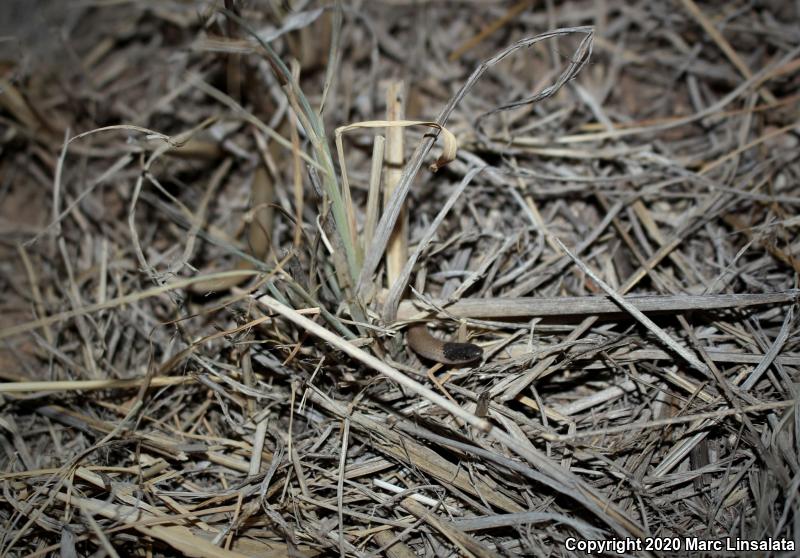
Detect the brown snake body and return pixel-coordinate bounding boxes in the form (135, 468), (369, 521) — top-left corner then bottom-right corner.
(407, 324), (483, 365)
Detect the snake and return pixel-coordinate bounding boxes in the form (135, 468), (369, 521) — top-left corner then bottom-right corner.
(406, 324), (483, 365)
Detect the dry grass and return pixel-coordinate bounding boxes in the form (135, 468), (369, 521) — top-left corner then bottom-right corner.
(1, 1), (798, 556)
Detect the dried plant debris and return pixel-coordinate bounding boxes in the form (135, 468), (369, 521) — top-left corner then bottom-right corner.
(1, 1), (799, 556)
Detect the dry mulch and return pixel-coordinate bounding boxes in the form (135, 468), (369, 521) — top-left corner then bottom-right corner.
(1, 1), (798, 556)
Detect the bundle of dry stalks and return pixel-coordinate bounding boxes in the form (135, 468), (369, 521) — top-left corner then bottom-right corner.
(1, 1), (798, 556)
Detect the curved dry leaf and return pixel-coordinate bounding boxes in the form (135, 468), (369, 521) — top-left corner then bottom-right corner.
(335, 119), (458, 172)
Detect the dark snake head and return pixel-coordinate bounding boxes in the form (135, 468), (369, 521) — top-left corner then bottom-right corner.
(441, 341), (483, 364)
